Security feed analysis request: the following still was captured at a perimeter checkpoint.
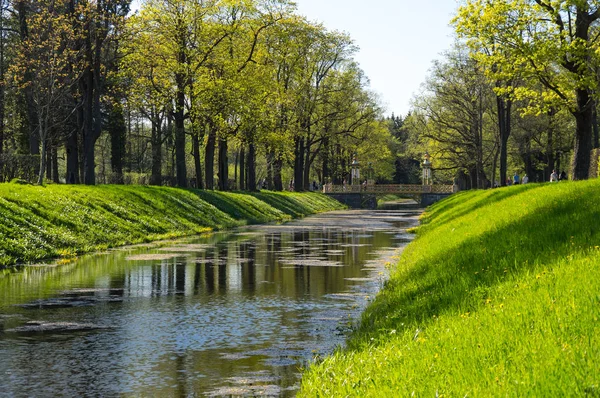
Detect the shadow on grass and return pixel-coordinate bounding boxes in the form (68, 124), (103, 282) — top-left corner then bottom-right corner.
(247, 191), (314, 218)
(420, 184), (547, 233)
(192, 190), (285, 224)
(349, 182), (600, 348)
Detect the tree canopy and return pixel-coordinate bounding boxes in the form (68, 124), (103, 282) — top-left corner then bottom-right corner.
(0, 0), (397, 191)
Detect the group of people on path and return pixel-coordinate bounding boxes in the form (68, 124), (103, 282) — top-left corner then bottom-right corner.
(549, 170), (567, 182)
(508, 170), (567, 185)
(497, 170), (567, 187)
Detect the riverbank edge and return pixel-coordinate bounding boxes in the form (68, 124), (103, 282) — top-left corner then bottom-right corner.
(0, 184), (345, 268)
(299, 179), (600, 395)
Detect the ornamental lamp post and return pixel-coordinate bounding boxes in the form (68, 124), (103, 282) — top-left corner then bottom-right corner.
(351, 155), (360, 185)
(422, 152), (432, 186)
(367, 162), (374, 185)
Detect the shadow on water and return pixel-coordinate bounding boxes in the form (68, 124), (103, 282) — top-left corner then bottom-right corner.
(377, 199), (422, 210)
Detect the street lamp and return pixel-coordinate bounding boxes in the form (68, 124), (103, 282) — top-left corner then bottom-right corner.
(422, 152), (432, 185)
(351, 155), (360, 185)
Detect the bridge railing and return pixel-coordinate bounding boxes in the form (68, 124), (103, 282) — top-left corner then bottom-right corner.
(322, 184), (455, 194)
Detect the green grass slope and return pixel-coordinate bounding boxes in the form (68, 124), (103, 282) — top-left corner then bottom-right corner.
(0, 184), (344, 267)
(300, 181), (600, 396)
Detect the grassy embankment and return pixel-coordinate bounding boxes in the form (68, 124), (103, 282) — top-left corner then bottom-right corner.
(300, 180), (600, 396)
(0, 184), (344, 267)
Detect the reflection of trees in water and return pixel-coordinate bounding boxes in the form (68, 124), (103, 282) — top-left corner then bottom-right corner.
(0, 214), (414, 397)
(150, 346), (301, 396)
(240, 241), (256, 293)
(193, 262), (202, 295)
(217, 245), (227, 292)
(175, 262), (186, 295)
(150, 260), (162, 296)
(205, 249), (215, 294)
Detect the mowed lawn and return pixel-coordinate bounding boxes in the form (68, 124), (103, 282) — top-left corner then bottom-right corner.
(300, 180), (600, 396)
(0, 184), (344, 267)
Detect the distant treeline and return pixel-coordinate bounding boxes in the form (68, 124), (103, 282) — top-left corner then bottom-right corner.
(0, 0), (398, 189)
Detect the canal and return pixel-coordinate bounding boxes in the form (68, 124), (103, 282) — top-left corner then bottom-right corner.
(0, 209), (419, 396)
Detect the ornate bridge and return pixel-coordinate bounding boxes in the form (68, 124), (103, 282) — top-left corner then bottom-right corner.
(322, 184), (457, 208)
(323, 184), (455, 195)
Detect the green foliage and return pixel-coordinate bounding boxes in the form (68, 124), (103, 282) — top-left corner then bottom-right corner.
(453, 0), (600, 180)
(0, 184), (343, 267)
(300, 180), (600, 395)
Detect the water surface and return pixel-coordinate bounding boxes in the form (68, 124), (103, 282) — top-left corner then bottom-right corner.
(0, 209), (419, 396)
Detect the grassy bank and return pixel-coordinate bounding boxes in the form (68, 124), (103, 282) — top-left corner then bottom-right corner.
(300, 180), (600, 396)
(0, 184), (344, 267)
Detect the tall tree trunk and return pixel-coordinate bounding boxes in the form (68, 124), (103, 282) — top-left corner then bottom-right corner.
(273, 153), (283, 191)
(83, 12), (105, 186)
(83, 133), (96, 185)
(497, 96), (511, 187)
(37, 134), (47, 185)
(218, 137), (228, 191)
(66, 125), (79, 184)
(333, 144), (342, 184)
(472, 101), (482, 189)
(593, 101), (599, 149)
(491, 141), (499, 187)
(571, 88), (593, 180)
(81, 46), (95, 184)
(469, 167), (477, 190)
(246, 142), (256, 191)
(266, 150), (274, 190)
(293, 136), (304, 191)
(303, 141), (311, 190)
(0, 57), (4, 157)
(239, 145), (245, 191)
(174, 76), (187, 187)
(16, 0), (39, 162)
(150, 119), (162, 186)
(109, 103), (126, 184)
(165, 112), (174, 181)
(52, 144), (59, 183)
(234, 150), (238, 190)
(79, 131), (85, 183)
(322, 137), (330, 183)
(205, 129), (216, 189)
(0, 88), (3, 156)
(45, 139), (52, 181)
(546, 123), (554, 181)
(0, 0), (5, 157)
(192, 133), (203, 189)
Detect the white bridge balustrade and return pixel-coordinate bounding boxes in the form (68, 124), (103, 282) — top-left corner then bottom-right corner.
(322, 184), (455, 195)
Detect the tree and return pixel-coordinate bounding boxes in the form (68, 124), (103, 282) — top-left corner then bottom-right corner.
(13, 0), (82, 185)
(133, 0), (233, 188)
(455, 0), (600, 179)
(411, 47), (496, 188)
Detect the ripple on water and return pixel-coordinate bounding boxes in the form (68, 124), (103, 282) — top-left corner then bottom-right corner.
(0, 209), (420, 397)
(157, 244), (210, 252)
(278, 259), (343, 267)
(125, 253), (186, 261)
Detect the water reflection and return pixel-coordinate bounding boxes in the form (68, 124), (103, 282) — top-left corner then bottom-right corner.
(0, 210), (419, 397)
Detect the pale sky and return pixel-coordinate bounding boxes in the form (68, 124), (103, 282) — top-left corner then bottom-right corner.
(294, 0), (459, 117)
